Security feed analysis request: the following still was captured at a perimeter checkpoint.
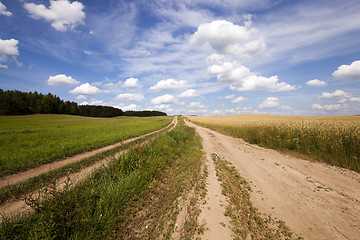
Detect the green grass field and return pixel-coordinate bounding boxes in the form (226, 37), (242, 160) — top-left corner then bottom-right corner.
(0, 114), (172, 176)
(0, 117), (205, 239)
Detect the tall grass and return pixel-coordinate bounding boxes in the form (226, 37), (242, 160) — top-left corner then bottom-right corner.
(0, 118), (203, 239)
(187, 115), (360, 172)
(0, 114), (171, 176)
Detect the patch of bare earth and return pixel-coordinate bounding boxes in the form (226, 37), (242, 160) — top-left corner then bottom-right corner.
(185, 119), (360, 240)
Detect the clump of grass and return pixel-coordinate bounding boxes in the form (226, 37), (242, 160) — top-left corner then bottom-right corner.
(0, 114), (172, 176)
(188, 115), (360, 172)
(0, 117), (204, 239)
(212, 154), (303, 240)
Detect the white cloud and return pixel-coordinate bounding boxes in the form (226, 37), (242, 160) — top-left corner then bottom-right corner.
(187, 109), (208, 115)
(47, 74), (79, 86)
(189, 102), (206, 108)
(70, 83), (102, 95)
(350, 97), (360, 102)
(89, 99), (104, 105)
(122, 77), (142, 89)
(0, 64), (8, 69)
(24, 0), (85, 32)
(154, 104), (170, 110)
(332, 60), (360, 81)
(0, 2), (11, 16)
(122, 104), (141, 111)
(80, 101), (89, 105)
(312, 103), (343, 111)
(231, 96), (247, 103)
(211, 110), (224, 115)
(114, 93), (144, 102)
(206, 54), (225, 63)
(151, 94), (177, 105)
(178, 89), (199, 98)
(190, 20), (266, 58)
(320, 90), (352, 99)
(76, 95), (86, 100)
(230, 75), (296, 92)
(0, 38), (19, 62)
(224, 94), (235, 99)
(149, 79), (187, 92)
(281, 106), (292, 111)
(209, 61), (296, 92)
(306, 79), (327, 87)
(259, 97), (279, 109)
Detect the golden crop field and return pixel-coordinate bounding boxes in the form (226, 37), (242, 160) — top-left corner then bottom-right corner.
(186, 114), (360, 172)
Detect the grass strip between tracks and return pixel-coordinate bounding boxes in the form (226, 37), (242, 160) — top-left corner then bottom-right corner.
(0, 117), (205, 239)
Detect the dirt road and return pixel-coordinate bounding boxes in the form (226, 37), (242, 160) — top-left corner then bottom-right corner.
(0, 117), (176, 189)
(0, 117), (177, 222)
(185, 119), (360, 240)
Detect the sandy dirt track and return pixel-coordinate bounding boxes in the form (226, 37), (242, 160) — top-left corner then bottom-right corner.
(0, 117), (176, 189)
(185, 119), (360, 240)
(0, 117), (177, 222)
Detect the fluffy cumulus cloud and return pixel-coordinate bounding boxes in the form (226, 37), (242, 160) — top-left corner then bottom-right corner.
(0, 2), (11, 16)
(332, 60), (360, 81)
(24, 0), (85, 32)
(114, 93), (144, 102)
(306, 79), (327, 87)
(312, 103), (343, 111)
(47, 74), (79, 86)
(0, 38), (19, 62)
(151, 94), (177, 105)
(224, 94), (235, 99)
(178, 89), (199, 98)
(87, 98), (104, 105)
(259, 97), (279, 109)
(312, 89), (360, 111)
(209, 61), (296, 92)
(349, 97), (360, 102)
(122, 77), (142, 90)
(190, 19), (266, 58)
(231, 96), (247, 103)
(70, 83), (102, 95)
(0, 64), (8, 69)
(189, 101), (206, 108)
(319, 90), (352, 99)
(122, 104), (141, 111)
(154, 104), (170, 110)
(149, 79), (187, 92)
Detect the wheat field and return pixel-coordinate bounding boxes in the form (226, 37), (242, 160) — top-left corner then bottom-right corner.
(187, 114), (360, 172)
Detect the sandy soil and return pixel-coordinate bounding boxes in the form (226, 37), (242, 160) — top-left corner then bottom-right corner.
(185, 119), (360, 240)
(196, 131), (233, 240)
(0, 116), (177, 222)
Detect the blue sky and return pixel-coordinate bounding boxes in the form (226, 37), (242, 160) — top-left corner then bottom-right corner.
(1, 0), (360, 116)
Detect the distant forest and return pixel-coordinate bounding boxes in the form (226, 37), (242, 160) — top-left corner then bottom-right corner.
(0, 89), (167, 117)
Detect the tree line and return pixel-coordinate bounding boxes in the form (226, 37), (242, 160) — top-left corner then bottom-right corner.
(0, 89), (167, 117)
